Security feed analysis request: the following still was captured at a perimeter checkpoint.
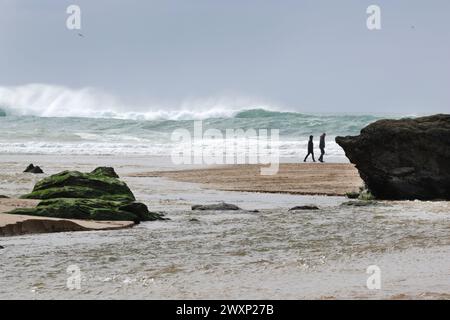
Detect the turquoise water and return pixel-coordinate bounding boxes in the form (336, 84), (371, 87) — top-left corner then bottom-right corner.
(0, 109), (389, 157)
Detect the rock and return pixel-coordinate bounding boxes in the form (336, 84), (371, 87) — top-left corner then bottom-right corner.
(0, 195), (9, 199)
(24, 164), (44, 174)
(118, 202), (163, 221)
(288, 205), (319, 211)
(0, 109), (6, 117)
(341, 201), (378, 207)
(24, 164), (35, 173)
(336, 114), (450, 200)
(345, 192), (360, 199)
(189, 218), (200, 222)
(11, 199), (138, 221)
(91, 167), (119, 178)
(11, 167), (163, 222)
(191, 203), (241, 211)
(21, 169), (135, 201)
(358, 190), (375, 201)
(0, 245), (4, 249)
(30, 166), (44, 174)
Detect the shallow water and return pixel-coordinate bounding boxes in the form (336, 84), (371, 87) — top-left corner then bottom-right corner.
(0, 154), (449, 299)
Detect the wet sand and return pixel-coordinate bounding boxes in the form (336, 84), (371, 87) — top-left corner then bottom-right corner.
(0, 198), (135, 237)
(130, 163), (364, 196)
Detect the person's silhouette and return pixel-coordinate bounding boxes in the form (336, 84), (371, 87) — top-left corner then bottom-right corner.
(318, 133), (326, 162)
(304, 135), (315, 162)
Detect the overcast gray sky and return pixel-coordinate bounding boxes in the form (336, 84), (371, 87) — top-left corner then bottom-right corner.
(1, 0), (449, 114)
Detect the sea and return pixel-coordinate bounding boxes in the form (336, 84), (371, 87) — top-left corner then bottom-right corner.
(0, 107), (387, 161)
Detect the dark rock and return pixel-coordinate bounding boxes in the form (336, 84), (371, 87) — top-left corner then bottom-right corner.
(336, 114), (450, 200)
(0, 195), (9, 199)
(30, 166), (44, 174)
(189, 218), (200, 222)
(118, 202), (163, 221)
(24, 164), (44, 174)
(345, 192), (360, 199)
(247, 210), (260, 213)
(11, 167), (163, 222)
(391, 167), (415, 177)
(0, 245), (4, 249)
(341, 201), (378, 207)
(91, 167), (119, 178)
(191, 203), (241, 211)
(24, 164), (35, 173)
(289, 205), (319, 211)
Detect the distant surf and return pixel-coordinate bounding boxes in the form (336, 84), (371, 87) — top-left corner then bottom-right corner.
(0, 84), (395, 159)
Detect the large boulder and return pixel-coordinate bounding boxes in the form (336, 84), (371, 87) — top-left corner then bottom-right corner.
(21, 169), (134, 201)
(336, 114), (450, 200)
(11, 167), (163, 222)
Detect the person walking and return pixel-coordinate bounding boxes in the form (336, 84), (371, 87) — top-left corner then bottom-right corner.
(303, 135), (315, 162)
(318, 133), (326, 162)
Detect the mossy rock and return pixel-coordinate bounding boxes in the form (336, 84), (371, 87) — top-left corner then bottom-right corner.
(9, 198), (163, 222)
(12, 167), (163, 222)
(358, 190), (375, 201)
(91, 167), (120, 178)
(345, 191), (360, 199)
(21, 169), (134, 201)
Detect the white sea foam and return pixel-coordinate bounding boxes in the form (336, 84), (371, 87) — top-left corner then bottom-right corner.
(0, 84), (273, 120)
(0, 140), (347, 161)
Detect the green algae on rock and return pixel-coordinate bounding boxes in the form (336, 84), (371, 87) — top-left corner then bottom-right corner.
(11, 167), (163, 222)
(21, 169), (134, 201)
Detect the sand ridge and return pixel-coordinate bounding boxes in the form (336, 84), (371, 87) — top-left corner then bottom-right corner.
(0, 199), (135, 237)
(129, 163), (364, 196)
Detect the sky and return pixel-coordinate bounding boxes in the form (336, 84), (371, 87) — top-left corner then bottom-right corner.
(0, 0), (449, 114)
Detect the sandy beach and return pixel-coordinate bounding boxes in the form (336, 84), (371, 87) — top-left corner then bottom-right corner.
(130, 163), (364, 196)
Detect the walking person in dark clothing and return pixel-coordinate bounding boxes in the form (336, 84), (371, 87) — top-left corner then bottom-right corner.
(318, 133), (326, 162)
(303, 135), (315, 162)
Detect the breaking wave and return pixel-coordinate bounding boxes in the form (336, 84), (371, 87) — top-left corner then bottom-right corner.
(0, 83), (396, 158)
(0, 84), (273, 120)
